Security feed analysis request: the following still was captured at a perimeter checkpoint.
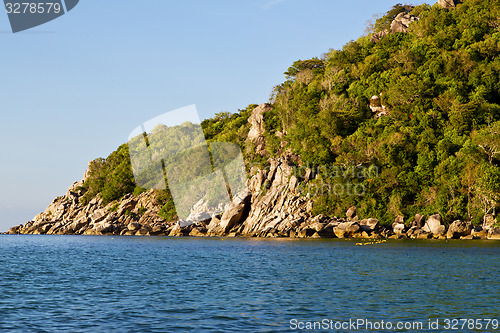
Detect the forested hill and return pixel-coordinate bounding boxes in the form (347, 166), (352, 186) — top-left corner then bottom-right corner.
(74, 0), (500, 226)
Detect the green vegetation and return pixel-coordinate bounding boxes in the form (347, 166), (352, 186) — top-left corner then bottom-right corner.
(270, 0), (500, 224)
(80, 144), (136, 206)
(76, 0), (499, 225)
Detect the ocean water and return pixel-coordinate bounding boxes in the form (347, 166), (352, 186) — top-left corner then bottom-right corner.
(0, 236), (498, 332)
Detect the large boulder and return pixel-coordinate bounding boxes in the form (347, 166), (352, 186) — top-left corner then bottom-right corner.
(471, 226), (488, 239)
(438, 0), (463, 9)
(412, 214), (426, 229)
(446, 220), (473, 239)
(393, 223), (406, 235)
(358, 218), (380, 232)
(219, 191), (251, 233)
(333, 222), (361, 239)
(423, 214), (445, 235)
(127, 222), (142, 231)
(391, 12), (419, 33)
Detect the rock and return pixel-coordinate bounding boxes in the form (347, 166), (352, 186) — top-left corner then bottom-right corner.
(488, 227), (500, 240)
(438, 0), (463, 9)
(446, 220), (472, 239)
(219, 191), (251, 233)
(207, 216), (222, 235)
(412, 214), (426, 229)
(136, 228), (151, 236)
(370, 95), (389, 118)
(127, 222), (142, 231)
(406, 226), (418, 237)
(247, 103), (272, 155)
(95, 222), (113, 234)
(186, 212), (212, 224)
(414, 230), (433, 239)
(371, 30), (388, 43)
(393, 223), (406, 235)
(483, 214), (496, 230)
(39, 224), (52, 234)
(460, 235), (475, 240)
(149, 225), (166, 235)
(168, 223), (184, 237)
(423, 214), (445, 235)
(390, 12), (419, 33)
(311, 223), (335, 238)
(67, 218), (89, 234)
(189, 227), (207, 237)
(471, 227), (488, 239)
(346, 206), (357, 219)
(358, 218), (380, 232)
(297, 228), (316, 238)
(394, 215), (405, 225)
(7, 225), (22, 234)
(333, 222), (361, 239)
(116, 196), (137, 215)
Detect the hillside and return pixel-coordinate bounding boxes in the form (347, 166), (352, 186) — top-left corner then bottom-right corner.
(8, 0), (500, 239)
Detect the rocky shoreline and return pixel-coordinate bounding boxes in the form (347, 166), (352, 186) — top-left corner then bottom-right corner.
(6, 154), (500, 241)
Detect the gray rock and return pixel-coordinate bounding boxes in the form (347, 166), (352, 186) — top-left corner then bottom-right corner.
(358, 218), (380, 232)
(189, 227), (207, 237)
(247, 103), (272, 155)
(438, 0), (463, 9)
(393, 223), (406, 235)
(390, 12), (419, 33)
(394, 215), (405, 225)
(95, 222), (113, 234)
(412, 214), (426, 229)
(446, 220), (472, 239)
(423, 214), (445, 235)
(219, 191), (251, 233)
(128, 222), (142, 231)
(371, 30), (388, 43)
(333, 222), (361, 238)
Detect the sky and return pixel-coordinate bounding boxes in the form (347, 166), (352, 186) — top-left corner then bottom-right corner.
(0, 0), (425, 231)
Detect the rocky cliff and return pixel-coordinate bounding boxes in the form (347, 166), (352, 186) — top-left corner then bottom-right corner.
(7, 104), (500, 241)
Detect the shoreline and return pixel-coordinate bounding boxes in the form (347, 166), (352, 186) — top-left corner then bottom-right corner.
(6, 153), (500, 242)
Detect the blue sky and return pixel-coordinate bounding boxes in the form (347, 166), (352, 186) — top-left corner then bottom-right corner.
(0, 0), (425, 231)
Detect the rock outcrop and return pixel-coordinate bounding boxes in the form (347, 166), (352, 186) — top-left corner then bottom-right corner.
(247, 103), (272, 155)
(8, 186), (172, 236)
(370, 95), (389, 118)
(371, 6), (419, 43)
(390, 12), (419, 33)
(422, 214), (446, 236)
(446, 220), (473, 239)
(438, 0), (463, 9)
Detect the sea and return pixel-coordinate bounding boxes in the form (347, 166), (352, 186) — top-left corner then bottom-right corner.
(0, 235), (498, 332)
